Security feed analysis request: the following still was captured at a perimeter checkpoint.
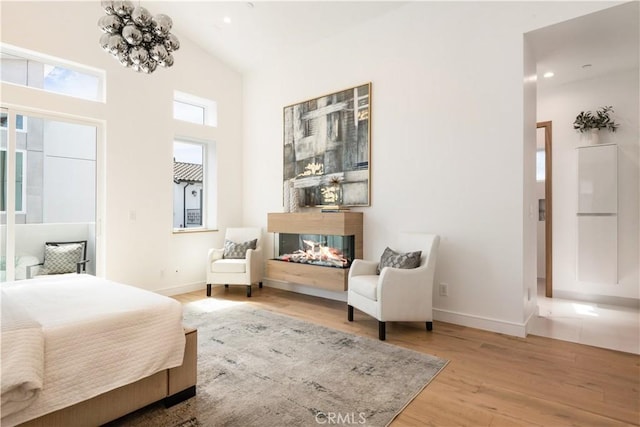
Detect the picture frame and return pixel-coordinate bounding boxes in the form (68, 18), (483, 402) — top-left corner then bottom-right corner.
(283, 83), (371, 208)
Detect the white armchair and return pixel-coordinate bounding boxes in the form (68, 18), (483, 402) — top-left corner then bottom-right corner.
(347, 233), (440, 340)
(206, 227), (263, 298)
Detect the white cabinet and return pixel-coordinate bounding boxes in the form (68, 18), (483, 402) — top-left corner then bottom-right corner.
(576, 144), (618, 284)
(577, 144), (617, 214)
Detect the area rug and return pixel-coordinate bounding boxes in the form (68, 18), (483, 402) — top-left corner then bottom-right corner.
(108, 303), (448, 427)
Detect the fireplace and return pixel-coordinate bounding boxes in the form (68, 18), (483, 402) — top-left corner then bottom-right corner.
(266, 212), (363, 292)
(274, 233), (355, 269)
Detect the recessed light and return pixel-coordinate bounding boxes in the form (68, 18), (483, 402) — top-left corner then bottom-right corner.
(543, 71), (554, 78)
(223, 16), (231, 24)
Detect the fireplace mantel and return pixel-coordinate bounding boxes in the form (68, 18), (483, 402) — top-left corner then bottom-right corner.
(266, 212), (363, 292)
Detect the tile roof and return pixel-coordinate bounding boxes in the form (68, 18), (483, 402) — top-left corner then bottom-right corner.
(174, 161), (203, 183)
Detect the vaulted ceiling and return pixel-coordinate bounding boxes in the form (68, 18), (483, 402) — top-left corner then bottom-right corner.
(153, 1), (638, 88)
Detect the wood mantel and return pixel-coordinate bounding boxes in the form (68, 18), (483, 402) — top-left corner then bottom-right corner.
(266, 212), (363, 291)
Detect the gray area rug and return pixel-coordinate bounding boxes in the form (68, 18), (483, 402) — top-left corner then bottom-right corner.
(109, 303), (448, 427)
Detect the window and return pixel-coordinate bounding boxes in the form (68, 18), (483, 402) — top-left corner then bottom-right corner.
(0, 112), (26, 132)
(172, 91), (217, 231)
(0, 150), (26, 212)
(173, 91), (217, 127)
(0, 45), (104, 102)
(173, 101), (205, 125)
(173, 140), (205, 229)
(536, 149), (546, 181)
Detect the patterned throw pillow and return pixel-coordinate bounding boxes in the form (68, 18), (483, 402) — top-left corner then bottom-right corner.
(376, 247), (422, 275)
(43, 243), (84, 274)
(223, 239), (257, 259)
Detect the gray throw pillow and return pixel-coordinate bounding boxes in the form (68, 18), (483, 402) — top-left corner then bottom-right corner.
(223, 239), (258, 259)
(376, 247), (422, 275)
(43, 243), (84, 274)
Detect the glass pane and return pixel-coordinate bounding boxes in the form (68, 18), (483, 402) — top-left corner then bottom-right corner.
(173, 141), (204, 229)
(0, 50), (102, 101)
(13, 115), (97, 279)
(173, 101), (205, 125)
(43, 64), (100, 101)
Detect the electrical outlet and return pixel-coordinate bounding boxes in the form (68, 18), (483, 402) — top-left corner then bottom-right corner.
(439, 283), (449, 297)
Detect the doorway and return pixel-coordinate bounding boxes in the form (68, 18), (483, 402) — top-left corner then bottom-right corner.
(536, 121), (552, 297)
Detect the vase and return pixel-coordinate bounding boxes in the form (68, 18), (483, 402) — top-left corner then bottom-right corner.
(589, 128), (600, 144)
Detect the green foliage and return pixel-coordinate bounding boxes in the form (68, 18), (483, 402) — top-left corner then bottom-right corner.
(573, 106), (620, 133)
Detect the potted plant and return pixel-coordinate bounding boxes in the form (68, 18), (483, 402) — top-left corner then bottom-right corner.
(573, 106), (620, 133)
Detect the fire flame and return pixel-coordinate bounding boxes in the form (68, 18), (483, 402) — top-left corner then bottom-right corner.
(280, 239), (348, 268)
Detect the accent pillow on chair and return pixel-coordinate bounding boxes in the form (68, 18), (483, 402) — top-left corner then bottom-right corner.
(43, 243), (84, 274)
(223, 239), (257, 259)
(376, 247), (422, 275)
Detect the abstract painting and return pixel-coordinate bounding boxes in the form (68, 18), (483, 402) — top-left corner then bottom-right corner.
(283, 83), (371, 207)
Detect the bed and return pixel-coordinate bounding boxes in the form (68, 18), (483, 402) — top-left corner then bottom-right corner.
(1, 274), (197, 427)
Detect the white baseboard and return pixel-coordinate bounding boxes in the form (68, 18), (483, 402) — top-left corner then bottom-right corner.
(160, 279), (536, 339)
(433, 308), (528, 338)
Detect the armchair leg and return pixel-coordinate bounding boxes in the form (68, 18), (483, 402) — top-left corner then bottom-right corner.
(426, 321), (433, 331)
(224, 284), (229, 289)
(378, 321), (386, 341)
(206, 284), (211, 297)
(258, 282), (263, 288)
(246, 285), (252, 298)
(347, 305), (354, 322)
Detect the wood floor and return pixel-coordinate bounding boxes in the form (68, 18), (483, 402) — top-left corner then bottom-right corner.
(173, 286), (640, 427)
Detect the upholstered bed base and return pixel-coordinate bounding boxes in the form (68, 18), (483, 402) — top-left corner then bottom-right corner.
(18, 328), (197, 427)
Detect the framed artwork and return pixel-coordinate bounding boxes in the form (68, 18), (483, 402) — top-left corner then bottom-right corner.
(283, 83), (371, 208)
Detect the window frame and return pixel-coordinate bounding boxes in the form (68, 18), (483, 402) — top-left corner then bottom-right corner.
(172, 137), (209, 233)
(1, 43), (106, 103)
(173, 90), (217, 127)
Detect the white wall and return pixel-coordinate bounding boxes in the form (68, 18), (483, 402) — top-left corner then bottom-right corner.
(1, 1), (244, 293)
(243, 1), (620, 335)
(538, 68), (639, 303)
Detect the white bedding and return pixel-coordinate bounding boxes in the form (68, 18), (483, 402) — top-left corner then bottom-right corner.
(1, 291), (45, 417)
(0, 275), (186, 427)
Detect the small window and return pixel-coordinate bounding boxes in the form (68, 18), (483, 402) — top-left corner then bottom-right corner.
(173, 91), (217, 127)
(173, 140), (205, 229)
(536, 149), (546, 181)
(174, 101), (205, 125)
(1, 45), (104, 102)
(0, 112), (27, 132)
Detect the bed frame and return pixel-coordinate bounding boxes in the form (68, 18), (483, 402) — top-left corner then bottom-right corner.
(18, 327), (197, 427)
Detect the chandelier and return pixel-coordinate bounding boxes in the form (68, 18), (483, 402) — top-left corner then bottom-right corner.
(98, 1), (180, 74)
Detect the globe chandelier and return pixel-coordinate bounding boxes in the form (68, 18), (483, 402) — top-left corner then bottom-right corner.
(98, 1), (180, 74)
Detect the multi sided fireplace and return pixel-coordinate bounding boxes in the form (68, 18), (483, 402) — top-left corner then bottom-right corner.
(274, 233), (355, 269)
(266, 212), (363, 292)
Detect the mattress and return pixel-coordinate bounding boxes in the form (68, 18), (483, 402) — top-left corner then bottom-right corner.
(0, 275), (186, 426)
